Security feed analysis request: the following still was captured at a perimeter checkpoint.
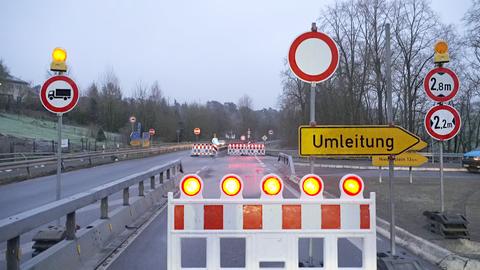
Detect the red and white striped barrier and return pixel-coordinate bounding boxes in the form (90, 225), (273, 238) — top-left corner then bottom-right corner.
(191, 143), (216, 157)
(227, 143), (265, 156)
(168, 174), (376, 269)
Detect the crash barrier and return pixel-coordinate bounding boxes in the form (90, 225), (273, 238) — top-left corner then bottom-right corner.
(278, 152), (296, 180)
(227, 143), (265, 156)
(168, 173), (376, 269)
(0, 144), (192, 182)
(0, 159), (183, 270)
(191, 143), (217, 156)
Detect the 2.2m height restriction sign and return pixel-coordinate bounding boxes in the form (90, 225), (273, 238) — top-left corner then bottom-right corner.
(40, 75), (79, 114)
(424, 105), (461, 141)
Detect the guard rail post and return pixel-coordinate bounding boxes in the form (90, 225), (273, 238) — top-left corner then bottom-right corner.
(139, 181), (145, 196)
(123, 188), (129, 206)
(65, 211), (76, 240)
(100, 197), (108, 219)
(150, 175), (156, 190)
(6, 236), (20, 270)
(160, 172), (164, 184)
(167, 169), (171, 180)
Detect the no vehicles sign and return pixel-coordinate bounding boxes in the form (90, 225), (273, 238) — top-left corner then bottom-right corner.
(288, 31), (339, 83)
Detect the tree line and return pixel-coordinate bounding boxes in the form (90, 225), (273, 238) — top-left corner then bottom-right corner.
(279, 0), (480, 152)
(0, 65), (280, 144)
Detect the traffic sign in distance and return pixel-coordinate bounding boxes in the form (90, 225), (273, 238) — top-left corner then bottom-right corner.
(425, 105), (461, 141)
(193, 128), (201, 136)
(298, 125), (420, 156)
(149, 128), (155, 135)
(40, 75), (79, 114)
(268, 129), (274, 135)
(372, 152), (428, 167)
(288, 31), (339, 83)
(424, 67), (459, 102)
(262, 135), (268, 141)
(130, 116), (136, 123)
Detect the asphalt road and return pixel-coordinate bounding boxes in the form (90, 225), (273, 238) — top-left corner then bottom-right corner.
(105, 155), (439, 270)
(0, 150), (208, 269)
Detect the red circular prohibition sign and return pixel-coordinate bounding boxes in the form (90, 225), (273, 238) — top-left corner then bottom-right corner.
(423, 67), (459, 103)
(424, 105), (461, 141)
(40, 75), (79, 114)
(288, 31), (339, 83)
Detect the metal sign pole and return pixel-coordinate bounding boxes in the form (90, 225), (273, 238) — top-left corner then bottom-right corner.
(310, 83), (316, 174)
(440, 140), (444, 212)
(308, 82), (316, 265)
(385, 23), (396, 256)
(56, 113), (62, 203)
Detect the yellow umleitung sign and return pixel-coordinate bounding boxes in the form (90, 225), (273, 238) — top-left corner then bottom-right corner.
(410, 140), (428, 151)
(372, 152), (428, 167)
(298, 125), (420, 156)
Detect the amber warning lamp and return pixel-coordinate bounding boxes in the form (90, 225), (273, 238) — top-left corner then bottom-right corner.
(433, 40), (449, 64)
(50, 47), (68, 72)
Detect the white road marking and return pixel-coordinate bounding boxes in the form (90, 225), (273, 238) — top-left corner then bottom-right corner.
(195, 166), (208, 175)
(5, 169), (12, 172)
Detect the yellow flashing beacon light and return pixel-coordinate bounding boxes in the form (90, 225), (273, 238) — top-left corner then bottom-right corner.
(434, 40), (449, 64)
(50, 47), (68, 72)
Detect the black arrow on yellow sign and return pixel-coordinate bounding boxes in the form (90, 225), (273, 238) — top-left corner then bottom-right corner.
(298, 125), (420, 156)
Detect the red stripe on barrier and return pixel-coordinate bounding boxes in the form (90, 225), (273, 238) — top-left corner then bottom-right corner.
(243, 205), (262, 229)
(282, 205), (301, 229)
(321, 205), (340, 229)
(204, 205), (223, 229)
(360, 204), (370, 229)
(174, 205), (184, 230)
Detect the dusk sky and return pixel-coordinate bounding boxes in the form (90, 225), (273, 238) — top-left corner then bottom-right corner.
(1, 0), (471, 109)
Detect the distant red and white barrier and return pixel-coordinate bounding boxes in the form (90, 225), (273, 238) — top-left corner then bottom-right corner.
(227, 143), (265, 156)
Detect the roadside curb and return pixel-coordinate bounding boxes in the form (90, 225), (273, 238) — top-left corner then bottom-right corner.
(294, 162), (467, 172)
(376, 218), (480, 270)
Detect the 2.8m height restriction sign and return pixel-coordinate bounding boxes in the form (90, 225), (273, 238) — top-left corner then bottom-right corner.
(424, 67), (459, 103)
(424, 105), (461, 141)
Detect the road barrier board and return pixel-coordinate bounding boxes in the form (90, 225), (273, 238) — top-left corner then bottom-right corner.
(298, 125), (420, 156)
(372, 152), (428, 167)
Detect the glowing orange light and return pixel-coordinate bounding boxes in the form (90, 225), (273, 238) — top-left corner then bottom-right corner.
(262, 176), (282, 195)
(181, 176), (202, 196)
(221, 176), (242, 196)
(434, 40), (448, 54)
(302, 176), (322, 196)
(342, 177), (362, 196)
(52, 47), (67, 62)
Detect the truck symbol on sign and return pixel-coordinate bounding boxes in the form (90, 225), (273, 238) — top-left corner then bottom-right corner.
(48, 89), (71, 100)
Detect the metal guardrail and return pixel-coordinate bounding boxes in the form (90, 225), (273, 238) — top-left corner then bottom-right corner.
(0, 159), (183, 270)
(0, 144), (192, 178)
(277, 152), (296, 180)
(0, 152), (55, 163)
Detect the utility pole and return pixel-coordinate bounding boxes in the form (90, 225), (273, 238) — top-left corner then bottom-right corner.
(385, 23), (397, 256)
